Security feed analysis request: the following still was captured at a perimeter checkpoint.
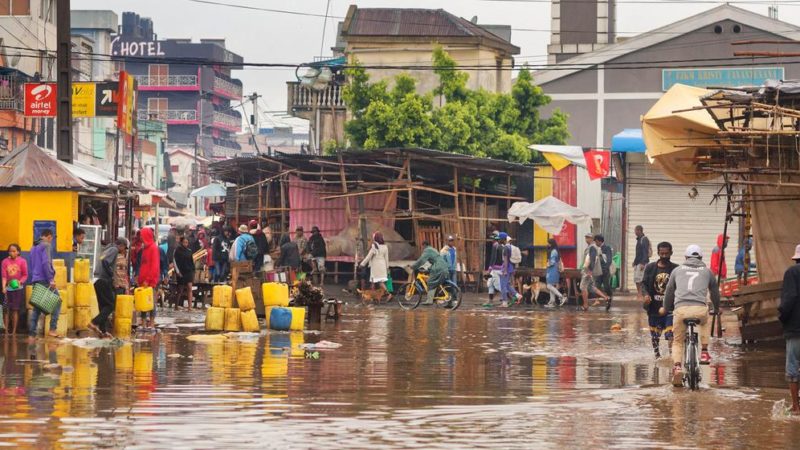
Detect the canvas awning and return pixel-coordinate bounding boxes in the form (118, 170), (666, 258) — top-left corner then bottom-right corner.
(529, 145), (586, 170)
(507, 196), (592, 234)
(611, 129), (646, 153)
(642, 83), (720, 184)
(190, 182), (227, 198)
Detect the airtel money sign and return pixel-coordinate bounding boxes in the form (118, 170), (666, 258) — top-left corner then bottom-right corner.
(24, 83), (57, 117)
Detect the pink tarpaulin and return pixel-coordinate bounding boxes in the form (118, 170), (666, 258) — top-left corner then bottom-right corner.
(288, 177), (396, 237)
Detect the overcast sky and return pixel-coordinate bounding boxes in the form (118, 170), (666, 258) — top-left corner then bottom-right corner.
(72, 0), (792, 127)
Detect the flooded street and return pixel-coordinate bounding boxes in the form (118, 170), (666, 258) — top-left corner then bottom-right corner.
(1, 301), (798, 448)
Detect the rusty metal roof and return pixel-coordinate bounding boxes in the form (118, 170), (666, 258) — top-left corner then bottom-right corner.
(0, 141), (88, 190)
(343, 7), (519, 53)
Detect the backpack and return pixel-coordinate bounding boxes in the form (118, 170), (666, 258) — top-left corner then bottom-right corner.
(509, 244), (522, 264)
(244, 238), (259, 260)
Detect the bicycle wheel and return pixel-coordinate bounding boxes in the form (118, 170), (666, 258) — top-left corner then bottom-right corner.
(437, 283), (462, 311)
(397, 282), (422, 310)
(686, 339), (700, 391)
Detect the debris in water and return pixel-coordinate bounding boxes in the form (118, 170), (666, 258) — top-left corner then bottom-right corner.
(610, 324), (622, 332)
(167, 354), (182, 358)
(186, 334), (228, 343)
(299, 340), (341, 350)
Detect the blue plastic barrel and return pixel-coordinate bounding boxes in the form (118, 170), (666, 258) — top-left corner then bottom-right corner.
(269, 307), (293, 331)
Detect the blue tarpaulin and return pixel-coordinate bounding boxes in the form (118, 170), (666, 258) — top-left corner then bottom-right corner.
(611, 129), (646, 153)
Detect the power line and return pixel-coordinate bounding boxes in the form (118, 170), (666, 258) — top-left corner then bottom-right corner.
(182, 0), (800, 35)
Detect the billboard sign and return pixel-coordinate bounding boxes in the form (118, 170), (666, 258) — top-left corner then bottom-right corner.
(24, 83), (57, 117)
(662, 67), (784, 91)
(71, 82), (97, 118)
(95, 81), (119, 117)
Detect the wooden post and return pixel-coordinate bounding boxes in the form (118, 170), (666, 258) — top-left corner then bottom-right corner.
(279, 164), (287, 237)
(337, 152), (351, 220)
(453, 167), (463, 284)
(712, 179), (733, 338)
(408, 155), (418, 247)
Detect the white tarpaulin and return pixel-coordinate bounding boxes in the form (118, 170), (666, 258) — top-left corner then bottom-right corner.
(507, 196), (593, 234)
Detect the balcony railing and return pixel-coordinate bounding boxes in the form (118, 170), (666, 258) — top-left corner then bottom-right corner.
(212, 76), (243, 99)
(287, 82), (345, 110)
(212, 111), (241, 129)
(138, 109), (198, 122)
(135, 75), (198, 88)
(0, 74), (25, 111)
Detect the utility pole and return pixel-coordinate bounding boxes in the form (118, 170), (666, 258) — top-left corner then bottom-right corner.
(247, 92), (261, 154)
(56, 0), (72, 163)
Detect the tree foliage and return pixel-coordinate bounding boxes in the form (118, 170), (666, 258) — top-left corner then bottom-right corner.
(341, 50), (569, 162)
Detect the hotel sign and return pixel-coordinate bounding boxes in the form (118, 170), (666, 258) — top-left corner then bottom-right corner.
(662, 67), (784, 91)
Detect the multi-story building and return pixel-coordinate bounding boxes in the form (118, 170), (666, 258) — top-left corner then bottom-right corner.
(0, 0), (56, 155)
(71, 10), (119, 174)
(287, 5), (519, 153)
(112, 12), (244, 160)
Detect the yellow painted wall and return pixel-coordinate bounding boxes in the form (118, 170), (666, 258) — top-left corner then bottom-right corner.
(0, 192), (21, 250)
(7, 191), (78, 253)
(533, 166), (554, 268)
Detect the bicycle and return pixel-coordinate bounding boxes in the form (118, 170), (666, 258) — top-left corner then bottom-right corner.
(399, 271), (462, 311)
(682, 318), (702, 390)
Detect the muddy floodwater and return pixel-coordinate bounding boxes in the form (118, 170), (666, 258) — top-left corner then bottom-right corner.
(1, 302), (799, 448)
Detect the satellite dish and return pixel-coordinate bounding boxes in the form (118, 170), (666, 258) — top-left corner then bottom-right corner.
(10, 51), (21, 67)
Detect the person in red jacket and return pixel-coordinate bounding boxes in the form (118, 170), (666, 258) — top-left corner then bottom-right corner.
(137, 227), (160, 329)
(710, 233), (728, 279)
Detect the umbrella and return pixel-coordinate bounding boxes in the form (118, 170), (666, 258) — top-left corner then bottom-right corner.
(642, 84), (719, 184)
(168, 216), (199, 229)
(190, 183), (227, 198)
(507, 196), (592, 235)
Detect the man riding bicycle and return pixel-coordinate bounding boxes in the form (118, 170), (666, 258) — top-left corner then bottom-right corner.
(410, 240), (450, 305)
(662, 244), (721, 387)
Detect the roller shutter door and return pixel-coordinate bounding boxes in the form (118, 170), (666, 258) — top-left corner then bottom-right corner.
(625, 162), (739, 289)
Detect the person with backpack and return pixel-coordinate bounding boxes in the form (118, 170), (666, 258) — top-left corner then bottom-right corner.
(594, 234), (614, 311)
(545, 238), (565, 307)
(211, 227), (232, 282)
(498, 233), (523, 308)
(230, 224), (258, 263)
(580, 233), (609, 311)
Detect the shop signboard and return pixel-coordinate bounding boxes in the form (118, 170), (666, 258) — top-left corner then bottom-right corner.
(24, 83), (57, 117)
(71, 82), (96, 118)
(662, 67), (784, 91)
(95, 81), (119, 117)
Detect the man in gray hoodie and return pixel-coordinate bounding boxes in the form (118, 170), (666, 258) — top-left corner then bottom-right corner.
(662, 244), (721, 387)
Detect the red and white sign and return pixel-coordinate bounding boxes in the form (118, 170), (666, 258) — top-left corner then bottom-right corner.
(24, 83), (57, 117)
(583, 148), (611, 180)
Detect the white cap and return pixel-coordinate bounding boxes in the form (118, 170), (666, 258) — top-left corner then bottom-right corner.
(685, 244), (703, 258)
(792, 244), (800, 260)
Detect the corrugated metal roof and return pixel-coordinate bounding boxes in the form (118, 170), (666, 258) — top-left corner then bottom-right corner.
(0, 142), (88, 190)
(344, 7), (518, 52)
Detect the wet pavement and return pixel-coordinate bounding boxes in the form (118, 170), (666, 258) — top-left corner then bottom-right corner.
(1, 295), (799, 448)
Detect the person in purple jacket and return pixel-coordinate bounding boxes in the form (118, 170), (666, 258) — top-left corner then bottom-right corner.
(28, 229), (61, 340)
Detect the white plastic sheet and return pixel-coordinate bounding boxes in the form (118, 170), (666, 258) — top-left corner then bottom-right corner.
(507, 196), (592, 234)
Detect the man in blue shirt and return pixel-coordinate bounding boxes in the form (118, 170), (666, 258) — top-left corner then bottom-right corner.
(441, 235), (458, 284)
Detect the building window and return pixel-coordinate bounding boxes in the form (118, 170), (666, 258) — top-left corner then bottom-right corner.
(147, 98), (168, 120)
(171, 164), (179, 173)
(0, 0), (30, 15)
(149, 64), (169, 85)
(39, 0), (53, 22)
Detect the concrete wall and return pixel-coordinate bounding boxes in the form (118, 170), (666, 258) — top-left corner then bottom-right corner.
(540, 20), (800, 148)
(348, 42), (514, 95)
(0, 2), (57, 78)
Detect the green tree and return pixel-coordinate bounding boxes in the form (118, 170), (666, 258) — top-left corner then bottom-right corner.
(342, 49), (569, 163)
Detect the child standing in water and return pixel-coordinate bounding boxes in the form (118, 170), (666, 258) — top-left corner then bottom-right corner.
(2, 244), (28, 335)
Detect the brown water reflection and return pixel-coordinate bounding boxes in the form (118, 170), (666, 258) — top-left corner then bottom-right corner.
(0, 306), (798, 448)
